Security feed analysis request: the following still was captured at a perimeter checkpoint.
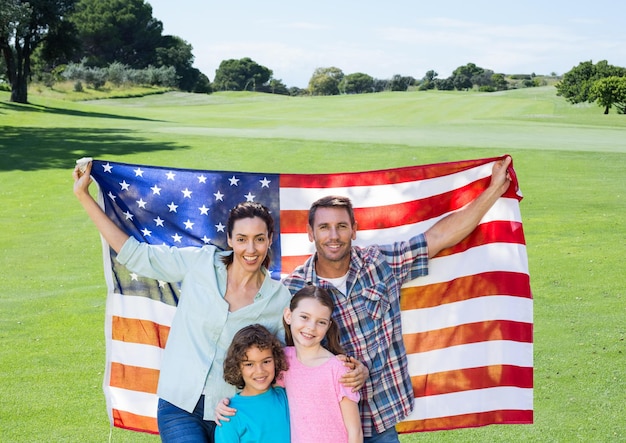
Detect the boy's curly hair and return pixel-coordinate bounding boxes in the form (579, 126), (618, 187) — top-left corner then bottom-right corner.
(223, 324), (288, 390)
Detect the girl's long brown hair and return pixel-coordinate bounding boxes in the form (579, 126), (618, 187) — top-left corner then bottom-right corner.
(283, 285), (344, 355)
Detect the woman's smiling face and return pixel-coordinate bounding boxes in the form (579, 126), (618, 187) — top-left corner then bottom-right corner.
(227, 216), (272, 272)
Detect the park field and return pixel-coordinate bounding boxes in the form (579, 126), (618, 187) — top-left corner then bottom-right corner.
(0, 86), (624, 442)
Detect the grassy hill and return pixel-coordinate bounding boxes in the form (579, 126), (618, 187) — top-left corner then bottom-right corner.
(1, 87), (624, 442)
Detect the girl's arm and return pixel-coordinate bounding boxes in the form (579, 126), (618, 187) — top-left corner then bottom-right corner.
(339, 398), (363, 443)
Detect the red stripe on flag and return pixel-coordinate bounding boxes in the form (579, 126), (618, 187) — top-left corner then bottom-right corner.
(279, 178), (489, 233)
(437, 220), (525, 257)
(281, 254), (313, 275)
(279, 157), (504, 188)
(401, 271), (532, 310)
(411, 365), (534, 397)
(112, 408), (159, 434)
(403, 320), (533, 354)
(279, 209), (309, 235)
(396, 409), (534, 433)
(109, 362), (159, 394)
(279, 221), (524, 275)
(111, 316), (170, 348)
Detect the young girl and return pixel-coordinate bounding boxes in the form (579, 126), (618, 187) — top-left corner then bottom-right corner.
(215, 324), (290, 443)
(281, 285), (363, 443)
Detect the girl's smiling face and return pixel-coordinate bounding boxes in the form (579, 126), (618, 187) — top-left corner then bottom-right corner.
(240, 345), (276, 396)
(284, 297), (332, 349)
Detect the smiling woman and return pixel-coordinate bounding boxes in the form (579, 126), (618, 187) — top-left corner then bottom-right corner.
(72, 161), (291, 443)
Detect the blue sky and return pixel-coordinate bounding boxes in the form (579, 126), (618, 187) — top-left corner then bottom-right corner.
(147, 0), (626, 88)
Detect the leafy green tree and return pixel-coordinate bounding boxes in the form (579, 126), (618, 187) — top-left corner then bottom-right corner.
(555, 60), (598, 103)
(449, 63), (485, 90)
(308, 67), (343, 95)
(433, 77), (454, 91)
(590, 76), (626, 114)
(419, 70), (438, 90)
(1, 0), (75, 103)
(388, 74), (415, 91)
(339, 72), (374, 94)
(71, 0), (163, 68)
(372, 78), (388, 92)
(438, 63), (493, 91)
(32, 18), (80, 73)
(267, 78), (289, 95)
(472, 69), (494, 87)
(156, 35), (207, 92)
(70, 1), (208, 92)
(288, 86), (308, 96)
(213, 57), (272, 91)
(0, 51), (6, 83)
(452, 74), (472, 91)
(556, 60), (626, 105)
(491, 73), (508, 91)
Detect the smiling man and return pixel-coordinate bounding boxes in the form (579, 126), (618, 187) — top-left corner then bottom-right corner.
(282, 156), (512, 442)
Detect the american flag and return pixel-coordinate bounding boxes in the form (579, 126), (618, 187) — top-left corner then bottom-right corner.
(89, 155), (533, 434)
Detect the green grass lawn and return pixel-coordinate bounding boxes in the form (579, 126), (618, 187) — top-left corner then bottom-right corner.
(1, 86), (624, 442)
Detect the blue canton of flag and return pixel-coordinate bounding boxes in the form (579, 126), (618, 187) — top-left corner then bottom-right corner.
(90, 160), (282, 292)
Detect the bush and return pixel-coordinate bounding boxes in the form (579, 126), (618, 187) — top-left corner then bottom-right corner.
(61, 61), (178, 89)
(41, 73), (55, 88)
(108, 62), (129, 86)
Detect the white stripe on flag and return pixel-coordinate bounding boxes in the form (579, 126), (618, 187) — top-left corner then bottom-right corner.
(406, 386), (534, 420)
(401, 296), (533, 334)
(110, 340), (164, 370)
(279, 198), (523, 257)
(407, 341), (533, 376)
(278, 163), (494, 210)
(107, 292), (176, 325)
(108, 386), (158, 418)
(403, 243), (529, 287)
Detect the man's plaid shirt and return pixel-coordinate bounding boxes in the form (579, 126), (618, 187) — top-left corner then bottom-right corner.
(282, 233), (429, 437)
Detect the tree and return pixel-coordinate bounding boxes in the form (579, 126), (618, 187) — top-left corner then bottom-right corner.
(1, 0), (75, 103)
(69, 1), (207, 92)
(419, 70), (437, 90)
(590, 76), (626, 114)
(308, 67), (343, 96)
(190, 71), (211, 93)
(213, 57), (272, 91)
(452, 74), (472, 91)
(450, 63), (485, 90)
(156, 35), (208, 92)
(71, 0), (163, 68)
(472, 69), (495, 88)
(339, 72), (374, 94)
(433, 77), (454, 91)
(556, 60), (626, 105)
(267, 78), (289, 95)
(491, 73), (508, 91)
(388, 74), (415, 91)
(372, 78), (388, 92)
